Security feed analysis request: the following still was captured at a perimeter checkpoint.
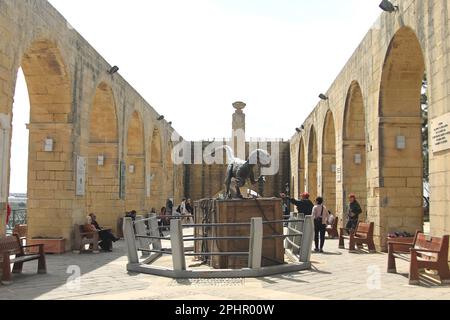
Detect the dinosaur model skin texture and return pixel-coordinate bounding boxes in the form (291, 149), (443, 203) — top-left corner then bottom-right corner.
(219, 146), (272, 199)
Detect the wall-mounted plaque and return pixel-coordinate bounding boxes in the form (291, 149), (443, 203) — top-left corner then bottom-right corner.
(431, 113), (450, 153)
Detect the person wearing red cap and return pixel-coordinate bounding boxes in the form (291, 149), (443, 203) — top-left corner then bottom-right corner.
(280, 192), (314, 216)
(346, 194), (362, 233)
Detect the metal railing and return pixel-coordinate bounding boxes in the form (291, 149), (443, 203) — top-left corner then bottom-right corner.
(123, 212), (314, 272)
(6, 209), (27, 234)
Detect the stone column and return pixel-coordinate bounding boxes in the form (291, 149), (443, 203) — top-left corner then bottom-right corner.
(232, 102), (246, 159)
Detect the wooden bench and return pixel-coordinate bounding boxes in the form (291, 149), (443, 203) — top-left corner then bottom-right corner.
(13, 224), (28, 246)
(73, 224), (99, 254)
(388, 231), (450, 285)
(0, 235), (46, 285)
(339, 222), (376, 253)
(326, 216), (339, 239)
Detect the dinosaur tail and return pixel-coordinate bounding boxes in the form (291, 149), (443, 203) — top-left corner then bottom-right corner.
(214, 145), (235, 164)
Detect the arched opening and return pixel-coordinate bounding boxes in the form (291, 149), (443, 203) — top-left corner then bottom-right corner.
(379, 27), (426, 243)
(298, 138), (306, 198)
(150, 128), (163, 208)
(322, 111), (336, 214)
(126, 111), (145, 212)
(7, 40), (73, 240)
(6, 68), (29, 234)
(343, 81), (367, 225)
(308, 126), (318, 200)
(87, 82), (119, 231)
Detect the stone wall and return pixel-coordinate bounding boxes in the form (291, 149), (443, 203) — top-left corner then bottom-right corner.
(290, 0), (450, 251)
(0, 0), (184, 248)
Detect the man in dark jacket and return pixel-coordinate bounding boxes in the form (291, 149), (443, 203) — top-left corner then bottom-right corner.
(280, 192), (314, 216)
(346, 194), (362, 232)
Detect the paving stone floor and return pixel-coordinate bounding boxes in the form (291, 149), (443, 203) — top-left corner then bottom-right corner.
(1, 236), (449, 300)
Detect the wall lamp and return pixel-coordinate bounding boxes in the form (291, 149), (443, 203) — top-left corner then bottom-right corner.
(379, 0), (398, 12)
(157, 115), (165, 121)
(107, 66), (119, 75)
(319, 94), (329, 101)
(295, 128), (302, 133)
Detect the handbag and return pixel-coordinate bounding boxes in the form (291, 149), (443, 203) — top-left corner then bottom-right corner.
(315, 206), (324, 224)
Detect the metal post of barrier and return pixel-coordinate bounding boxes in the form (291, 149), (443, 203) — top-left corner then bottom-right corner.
(285, 213), (294, 251)
(299, 215), (314, 263)
(294, 213), (305, 254)
(248, 217), (263, 269)
(170, 219), (186, 271)
(123, 217), (139, 264)
(149, 216), (162, 251)
(135, 216), (150, 257)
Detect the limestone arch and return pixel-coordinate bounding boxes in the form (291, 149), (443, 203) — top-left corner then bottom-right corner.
(125, 111), (145, 212)
(86, 82), (120, 230)
(307, 125), (318, 200)
(298, 138), (306, 198)
(378, 26), (426, 238)
(342, 81), (367, 223)
(12, 39), (73, 240)
(150, 127), (164, 208)
(322, 110), (337, 213)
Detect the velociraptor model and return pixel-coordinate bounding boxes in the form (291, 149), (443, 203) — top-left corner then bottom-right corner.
(217, 146), (272, 199)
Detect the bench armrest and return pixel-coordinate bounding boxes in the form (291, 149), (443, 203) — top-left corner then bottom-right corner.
(410, 248), (442, 254)
(79, 231), (99, 236)
(1, 249), (17, 255)
(22, 244), (44, 249)
(388, 241), (414, 246)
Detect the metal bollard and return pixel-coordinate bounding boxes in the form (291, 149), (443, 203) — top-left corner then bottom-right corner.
(170, 219), (186, 271)
(299, 215), (314, 263)
(248, 217), (263, 269)
(123, 217), (139, 264)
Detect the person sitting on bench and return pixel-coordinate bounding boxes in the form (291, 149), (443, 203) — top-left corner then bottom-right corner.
(89, 213), (119, 252)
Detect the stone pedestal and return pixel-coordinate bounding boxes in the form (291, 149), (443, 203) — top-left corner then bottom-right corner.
(194, 198), (284, 269)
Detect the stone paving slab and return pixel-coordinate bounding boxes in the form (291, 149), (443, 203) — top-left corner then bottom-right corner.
(1, 239), (449, 300)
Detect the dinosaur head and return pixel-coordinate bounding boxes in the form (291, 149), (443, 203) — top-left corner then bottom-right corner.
(248, 149), (271, 168)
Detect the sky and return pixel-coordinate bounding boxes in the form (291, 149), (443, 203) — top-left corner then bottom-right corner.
(10, 0), (382, 193)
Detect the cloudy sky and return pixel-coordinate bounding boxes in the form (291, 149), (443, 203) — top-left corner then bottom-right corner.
(11, 0), (382, 193)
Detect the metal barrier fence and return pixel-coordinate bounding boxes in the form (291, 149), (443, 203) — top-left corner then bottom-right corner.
(6, 209), (27, 234)
(123, 212), (314, 278)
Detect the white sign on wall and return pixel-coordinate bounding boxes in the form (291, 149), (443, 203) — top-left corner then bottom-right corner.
(336, 166), (342, 183)
(76, 156), (87, 196)
(431, 113), (450, 153)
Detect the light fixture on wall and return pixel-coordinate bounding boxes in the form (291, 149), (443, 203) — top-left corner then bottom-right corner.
(107, 66), (119, 74)
(379, 0), (398, 12)
(44, 138), (54, 152)
(319, 94), (329, 101)
(354, 153), (362, 165)
(295, 128), (302, 133)
(97, 155), (105, 166)
(396, 136), (406, 150)
(129, 165), (135, 173)
(157, 115), (165, 121)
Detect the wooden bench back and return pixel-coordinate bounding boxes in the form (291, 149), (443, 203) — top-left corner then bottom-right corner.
(13, 225), (28, 238)
(0, 235), (23, 256)
(355, 222), (374, 238)
(414, 232), (449, 261)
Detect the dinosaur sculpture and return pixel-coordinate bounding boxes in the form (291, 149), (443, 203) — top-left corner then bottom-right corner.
(218, 146), (272, 199)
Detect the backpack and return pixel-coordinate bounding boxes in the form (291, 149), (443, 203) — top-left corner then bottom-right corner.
(176, 205), (181, 213)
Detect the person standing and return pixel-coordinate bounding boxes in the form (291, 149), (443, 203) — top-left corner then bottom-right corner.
(312, 197), (330, 253)
(280, 192), (314, 216)
(346, 194), (362, 233)
(186, 199), (194, 224)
